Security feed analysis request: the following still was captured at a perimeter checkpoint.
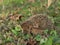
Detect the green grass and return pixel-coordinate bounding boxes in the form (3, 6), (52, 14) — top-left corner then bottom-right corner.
(0, 0), (60, 45)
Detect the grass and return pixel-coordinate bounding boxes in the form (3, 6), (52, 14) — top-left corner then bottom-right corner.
(0, 0), (60, 45)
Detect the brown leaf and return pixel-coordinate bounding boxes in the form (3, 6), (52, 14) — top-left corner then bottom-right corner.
(27, 37), (36, 45)
(47, 0), (52, 8)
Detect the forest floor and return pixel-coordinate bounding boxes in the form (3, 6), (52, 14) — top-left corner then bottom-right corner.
(0, 0), (60, 45)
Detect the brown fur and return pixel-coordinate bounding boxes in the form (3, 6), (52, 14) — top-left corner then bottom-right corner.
(21, 14), (54, 35)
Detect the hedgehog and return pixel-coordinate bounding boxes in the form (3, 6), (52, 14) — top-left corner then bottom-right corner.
(21, 14), (54, 35)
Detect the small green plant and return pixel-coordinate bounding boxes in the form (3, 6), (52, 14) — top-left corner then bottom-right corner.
(11, 25), (23, 36)
(34, 34), (41, 41)
(33, 30), (60, 45)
